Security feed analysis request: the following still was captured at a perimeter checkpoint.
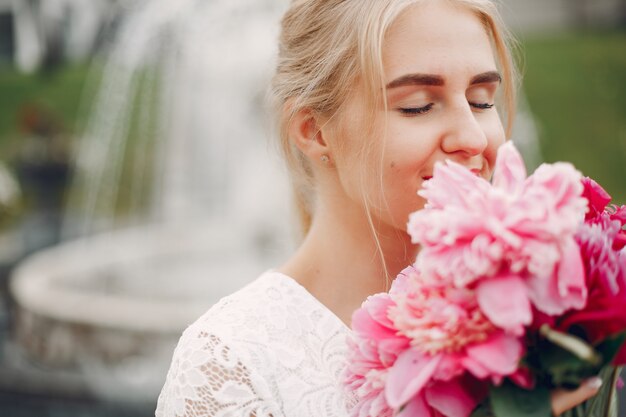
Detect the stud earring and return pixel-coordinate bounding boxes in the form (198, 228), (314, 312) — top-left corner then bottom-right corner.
(320, 155), (330, 163)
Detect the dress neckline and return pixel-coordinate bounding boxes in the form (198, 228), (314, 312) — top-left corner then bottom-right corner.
(265, 270), (352, 333)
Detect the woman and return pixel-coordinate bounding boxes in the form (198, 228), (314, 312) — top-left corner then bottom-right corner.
(156, 1), (602, 416)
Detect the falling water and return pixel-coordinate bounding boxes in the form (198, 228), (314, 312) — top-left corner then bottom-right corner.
(67, 0), (291, 236)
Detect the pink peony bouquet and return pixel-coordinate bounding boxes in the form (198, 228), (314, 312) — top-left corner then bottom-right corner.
(344, 142), (626, 417)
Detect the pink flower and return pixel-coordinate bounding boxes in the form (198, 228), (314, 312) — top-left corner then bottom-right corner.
(389, 267), (498, 357)
(345, 291), (410, 417)
(582, 177), (626, 250)
(345, 267), (521, 417)
(388, 364), (488, 417)
(408, 142), (588, 328)
(582, 177), (612, 221)
(382, 267), (527, 417)
(345, 145), (626, 417)
(553, 180), (626, 364)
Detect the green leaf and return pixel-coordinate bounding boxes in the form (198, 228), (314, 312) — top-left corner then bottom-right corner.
(490, 380), (552, 417)
(595, 333), (626, 366)
(537, 338), (600, 387)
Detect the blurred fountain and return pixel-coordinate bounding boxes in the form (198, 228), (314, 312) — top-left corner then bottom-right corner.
(7, 0), (293, 406)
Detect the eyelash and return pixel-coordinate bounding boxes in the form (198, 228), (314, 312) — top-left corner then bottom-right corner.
(469, 102), (495, 110)
(399, 102), (494, 115)
(399, 103), (434, 115)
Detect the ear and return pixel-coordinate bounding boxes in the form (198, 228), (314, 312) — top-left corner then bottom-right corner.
(287, 106), (331, 163)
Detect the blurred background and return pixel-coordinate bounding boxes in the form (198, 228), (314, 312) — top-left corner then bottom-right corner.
(0, 0), (624, 416)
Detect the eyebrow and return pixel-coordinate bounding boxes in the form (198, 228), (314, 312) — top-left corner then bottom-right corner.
(386, 71), (502, 89)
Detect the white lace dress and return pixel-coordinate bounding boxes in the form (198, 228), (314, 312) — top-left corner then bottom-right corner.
(155, 271), (355, 417)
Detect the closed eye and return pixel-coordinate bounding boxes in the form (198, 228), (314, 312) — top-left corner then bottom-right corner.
(398, 103), (434, 115)
(469, 102), (495, 110)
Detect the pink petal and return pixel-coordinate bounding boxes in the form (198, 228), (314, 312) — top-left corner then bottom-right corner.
(357, 402), (371, 417)
(556, 238), (587, 308)
(396, 394), (433, 417)
(426, 380), (478, 417)
(418, 160), (490, 210)
(379, 337), (411, 367)
(433, 353), (465, 381)
(527, 163), (584, 216)
(582, 177), (612, 220)
(526, 239), (587, 316)
(460, 355), (490, 379)
(385, 350), (442, 409)
(509, 367), (535, 389)
(465, 333), (523, 376)
(390, 268), (414, 297)
(492, 142), (527, 195)
(491, 374), (504, 385)
(476, 275), (532, 335)
(351, 306), (395, 341)
(364, 293), (396, 329)
(525, 274), (567, 316)
(369, 393), (392, 417)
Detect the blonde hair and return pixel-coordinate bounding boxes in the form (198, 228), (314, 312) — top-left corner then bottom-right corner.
(270, 0), (519, 237)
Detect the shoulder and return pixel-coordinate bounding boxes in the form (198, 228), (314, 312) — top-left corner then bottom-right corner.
(156, 271), (289, 417)
(178, 269), (351, 364)
(171, 269), (329, 376)
(157, 270), (353, 417)
(186, 271), (297, 342)
(189, 271), (348, 352)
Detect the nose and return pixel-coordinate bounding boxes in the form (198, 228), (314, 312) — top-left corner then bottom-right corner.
(441, 103), (488, 157)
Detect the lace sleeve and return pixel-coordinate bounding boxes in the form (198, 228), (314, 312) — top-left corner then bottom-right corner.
(156, 326), (282, 417)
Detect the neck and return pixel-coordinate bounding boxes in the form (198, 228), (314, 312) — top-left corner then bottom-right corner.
(279, 191), (417, 327)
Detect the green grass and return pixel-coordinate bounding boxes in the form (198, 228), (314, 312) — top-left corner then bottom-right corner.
(0, 64), (94, 155)
(521, 30), (626, 204)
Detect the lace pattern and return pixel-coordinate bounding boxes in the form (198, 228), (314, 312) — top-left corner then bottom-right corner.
(156, 272), (354, 417)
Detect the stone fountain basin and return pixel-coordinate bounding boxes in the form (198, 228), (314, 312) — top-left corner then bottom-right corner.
(8, 222), (269, 401)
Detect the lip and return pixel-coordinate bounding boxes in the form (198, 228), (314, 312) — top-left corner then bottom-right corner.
(422, 168), (481, 181)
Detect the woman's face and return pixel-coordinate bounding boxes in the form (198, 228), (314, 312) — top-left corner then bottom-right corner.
(329, 1), (506, 235)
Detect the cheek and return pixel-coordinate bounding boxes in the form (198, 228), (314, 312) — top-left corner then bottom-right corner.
(381, 121), (442, 197)
(381, 150), (433, 222)
(482, 115), (507, 169)
(384, 155), (423, 192)
(385, 122), (441, 170)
